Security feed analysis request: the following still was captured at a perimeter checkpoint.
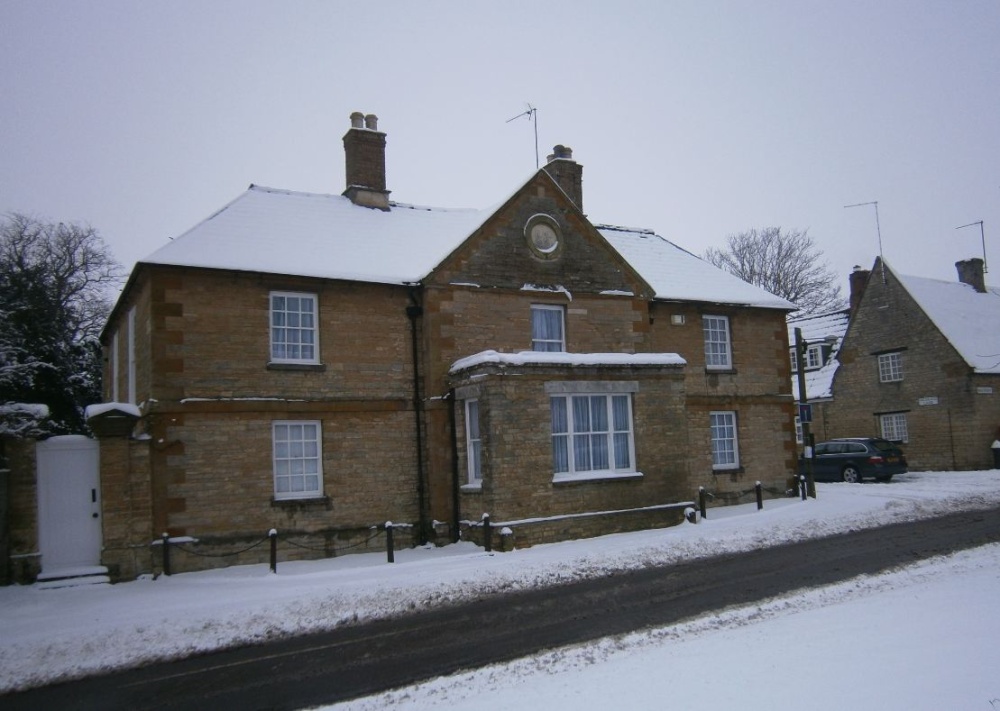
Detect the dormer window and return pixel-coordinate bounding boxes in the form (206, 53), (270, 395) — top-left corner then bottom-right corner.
(806, 345), (822, 369)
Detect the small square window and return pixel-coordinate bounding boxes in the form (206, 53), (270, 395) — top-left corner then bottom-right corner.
(878, 352), (903, 382)
(806, 345), (822, 369)
(880, 413), (908, 443)
(531, 305), (565, 352)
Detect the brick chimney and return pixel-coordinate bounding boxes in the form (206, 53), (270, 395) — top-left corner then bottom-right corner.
(342, 112), (390, 210)
(543, 144), (583, 212)
(956, 258), (987, 293)
(849, 265), (870, 314)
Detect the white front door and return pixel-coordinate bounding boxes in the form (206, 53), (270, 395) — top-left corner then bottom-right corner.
(36, 435), (102, 573)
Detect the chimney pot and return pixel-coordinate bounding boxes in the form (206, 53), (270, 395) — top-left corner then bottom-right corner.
(364, 113), (378, 130)
(956, 258), (987, 293)
(350, 111), (365, 129)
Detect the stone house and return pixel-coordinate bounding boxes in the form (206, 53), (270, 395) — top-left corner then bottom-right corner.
(26, 112), (799, 581)
(825, 257), (1000, 470)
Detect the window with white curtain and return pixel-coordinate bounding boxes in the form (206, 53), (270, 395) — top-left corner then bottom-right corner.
(551, 393), (634, 478)
(531, 304), (565, 352)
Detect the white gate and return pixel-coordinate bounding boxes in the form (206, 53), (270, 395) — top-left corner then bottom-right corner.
(36, 435), (102, 574)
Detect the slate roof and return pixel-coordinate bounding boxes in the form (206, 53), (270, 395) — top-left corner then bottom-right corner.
(140, 179), (795, 311)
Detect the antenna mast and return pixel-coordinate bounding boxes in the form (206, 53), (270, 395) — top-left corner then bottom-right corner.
(845, 201), (885, 282)
(956, 220), (988, 274)
(506, 104), (539, 169)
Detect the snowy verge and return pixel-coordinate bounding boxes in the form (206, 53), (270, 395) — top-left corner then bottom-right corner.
(1, 470), (998, 694)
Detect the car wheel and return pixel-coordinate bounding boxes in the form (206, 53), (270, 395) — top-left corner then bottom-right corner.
(842, 465), (862, 483)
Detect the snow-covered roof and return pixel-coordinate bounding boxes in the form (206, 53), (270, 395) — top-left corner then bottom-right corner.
(597, 226), (796, 310)
(896, 270), (1000, 374)
(787, 310), (850, 401)
(140, 183), (794, 311)
(142, 186), (491, 284)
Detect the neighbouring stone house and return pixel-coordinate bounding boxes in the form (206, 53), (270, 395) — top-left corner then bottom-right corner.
(42, 112), (800, 581)
(787, 308), (850, 443)
(825, 256), (1000, 470)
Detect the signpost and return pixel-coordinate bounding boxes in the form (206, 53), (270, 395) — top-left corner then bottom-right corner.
(794, 328), (817, 498)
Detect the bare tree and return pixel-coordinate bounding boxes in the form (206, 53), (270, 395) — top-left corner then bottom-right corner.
(704, 227), (844, 315)
(0, 213), (122, 435)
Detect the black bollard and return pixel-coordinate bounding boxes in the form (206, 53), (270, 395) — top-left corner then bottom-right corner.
(699, 487), (707, 520)
(755, 481), (763, 511)
(800, 475), (807, 501)
(161, 532), (171, 576)
(483, 514), (492, 553)
(386, 522), (395, 564)
(269, 529), (277, 574)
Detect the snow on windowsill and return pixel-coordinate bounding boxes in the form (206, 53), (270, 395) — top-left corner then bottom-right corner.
(460, 483), (483, 492)
(553, 470), (644, 484)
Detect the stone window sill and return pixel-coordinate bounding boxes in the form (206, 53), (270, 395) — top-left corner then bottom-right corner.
(267, 362), (327, 372)
(271, 495), (331, 510)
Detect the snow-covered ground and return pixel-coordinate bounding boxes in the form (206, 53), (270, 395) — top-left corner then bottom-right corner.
(2, 471), (999, 708)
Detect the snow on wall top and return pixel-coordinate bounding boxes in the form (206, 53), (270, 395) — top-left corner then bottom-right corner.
(786, 310), (850, 401)
(597, 226), (796, 310)
(450, 350), (687, 374)
(140, 184), (794, 310)
(896, 270), (1000, 374)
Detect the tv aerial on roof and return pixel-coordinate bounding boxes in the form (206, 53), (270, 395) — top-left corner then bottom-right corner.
(506, 103), (539, 170)
(845, 200), (886, 283)
(956, 220), (988, 274)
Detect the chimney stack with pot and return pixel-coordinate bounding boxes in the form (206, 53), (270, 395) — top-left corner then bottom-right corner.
(543, 144), (583, 212)
(849, 265), (871, 314)
(956, 258), (987, 293)
(342, 112), (390, 210)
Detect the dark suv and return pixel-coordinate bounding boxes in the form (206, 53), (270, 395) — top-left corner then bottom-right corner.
(801, 437), (907, 483)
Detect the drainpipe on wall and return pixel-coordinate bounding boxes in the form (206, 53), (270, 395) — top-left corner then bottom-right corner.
(406, 288), (429, 545)
(448, 389), (460, 543)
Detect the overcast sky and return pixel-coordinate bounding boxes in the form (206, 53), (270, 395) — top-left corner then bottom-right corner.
(3, 1), (998, 297)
